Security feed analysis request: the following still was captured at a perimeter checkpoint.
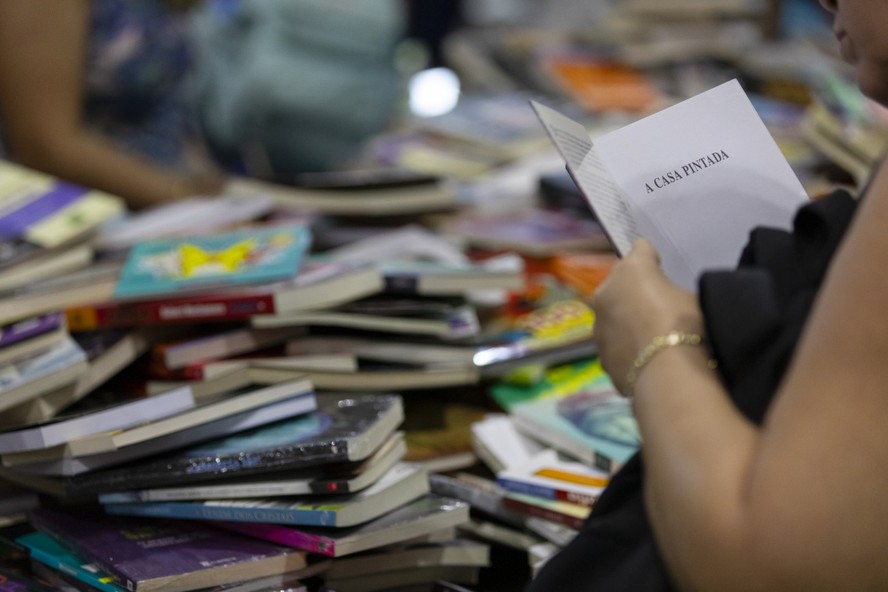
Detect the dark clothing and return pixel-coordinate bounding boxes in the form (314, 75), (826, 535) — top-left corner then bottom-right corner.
(528, 189), (859, 591)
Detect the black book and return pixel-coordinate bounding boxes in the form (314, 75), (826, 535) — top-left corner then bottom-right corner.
(0, 394), (403, 499)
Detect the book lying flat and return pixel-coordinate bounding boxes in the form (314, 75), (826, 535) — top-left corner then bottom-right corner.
(113, 223), (312, 300)
(251, 300), (481, 340)
(0, 394), (403, 498)
(65, 260), (384, 331)
(216, 493), (471, 557)
(97, 431), (406, 502)
(28, 506), (310, 592)
(18, 531), (319, 592)
(325, 538), (489, 580)
(227, 175), (458, 217)
(1, 377), (316, 465)
(496, 448), (609, 508)
(532, 78), (810, 289)
(510, 388), (640, 474)
(102, 462), (429, 528)
(0, 160), (124, 254)
(0, 335), (88, 414)
(0, 381), (321, 483)
(0, 384), (195, 454)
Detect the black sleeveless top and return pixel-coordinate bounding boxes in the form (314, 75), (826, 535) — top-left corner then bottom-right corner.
(528, 189), (859, 591)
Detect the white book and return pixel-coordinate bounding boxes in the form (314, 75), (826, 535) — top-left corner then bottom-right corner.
(532, 78), (810, 290)
(1, 377), (315, 466)
(0, 386), (195, 454)
(4, 386), (319, 477)
(0, 336), (88, 413)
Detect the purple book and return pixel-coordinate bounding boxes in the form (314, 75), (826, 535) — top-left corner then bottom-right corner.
(0, 312), (63, 349)
(29, 507), (309, 592)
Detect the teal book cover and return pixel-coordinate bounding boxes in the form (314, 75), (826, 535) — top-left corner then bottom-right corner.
(113, 224), (312, 299)
(510, 388), (639, 474)
(16, 531), (123, 592)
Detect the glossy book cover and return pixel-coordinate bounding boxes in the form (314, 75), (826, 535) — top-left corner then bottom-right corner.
(113, 224), (311, 299)
(52, 394), (404, 497)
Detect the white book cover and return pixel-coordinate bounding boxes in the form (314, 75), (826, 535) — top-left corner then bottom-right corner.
(0, 386), (195, 454)
(532, 79), (810, 289)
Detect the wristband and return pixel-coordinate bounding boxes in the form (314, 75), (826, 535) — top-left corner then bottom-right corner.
(625, 331), (715, 397)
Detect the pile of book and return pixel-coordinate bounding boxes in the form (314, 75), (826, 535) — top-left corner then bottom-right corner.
(0, 156), (611, 591)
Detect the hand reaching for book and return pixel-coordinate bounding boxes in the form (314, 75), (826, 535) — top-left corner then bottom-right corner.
(591, 239), (704, 396)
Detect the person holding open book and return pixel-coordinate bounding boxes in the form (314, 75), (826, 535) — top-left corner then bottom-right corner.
(530, 0), (888, 590)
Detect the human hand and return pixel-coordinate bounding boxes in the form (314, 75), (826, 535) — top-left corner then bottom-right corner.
(591, 239), (704, 395)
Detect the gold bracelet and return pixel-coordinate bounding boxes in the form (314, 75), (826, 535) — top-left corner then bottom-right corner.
(625, 331), (716, 397)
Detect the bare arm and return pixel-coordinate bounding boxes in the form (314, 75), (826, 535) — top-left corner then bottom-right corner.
(593, 160), (888, 591)
(0, 0), (223, 209)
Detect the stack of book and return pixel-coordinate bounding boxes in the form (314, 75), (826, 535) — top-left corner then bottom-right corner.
(8, 393), (487, 591)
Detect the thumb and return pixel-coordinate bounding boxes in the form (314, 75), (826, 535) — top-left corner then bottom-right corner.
(627, 238), (661, 267)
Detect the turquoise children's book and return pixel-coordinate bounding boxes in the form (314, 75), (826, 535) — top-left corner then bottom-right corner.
(113, 224), (312, 299)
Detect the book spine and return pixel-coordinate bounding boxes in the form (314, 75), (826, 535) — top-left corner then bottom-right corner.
(0, 312), (63, 348)
(495, 478), (556, 502)
(66, 294), (279, 330)
(216, 523), (336, 557)
(500, 497), (585, 531)
(103, 502), (335, 527)
(496, 478), (598, 508)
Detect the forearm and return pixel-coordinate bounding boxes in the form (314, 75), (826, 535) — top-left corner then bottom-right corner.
(12, 129), (198, 209)
(631, 344), (763, 592)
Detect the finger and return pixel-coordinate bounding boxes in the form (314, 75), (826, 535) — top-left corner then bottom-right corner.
(627, 238), (661, 268)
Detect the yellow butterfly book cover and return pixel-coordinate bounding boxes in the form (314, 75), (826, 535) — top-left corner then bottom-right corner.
(113, 223), (312, 300)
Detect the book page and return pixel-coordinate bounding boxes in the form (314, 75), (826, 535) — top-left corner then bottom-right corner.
(593, 79), (810, 288)
(530, 101), (640, 256)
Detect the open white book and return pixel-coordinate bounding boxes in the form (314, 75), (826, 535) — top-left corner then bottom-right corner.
(532, 79), (810, 290)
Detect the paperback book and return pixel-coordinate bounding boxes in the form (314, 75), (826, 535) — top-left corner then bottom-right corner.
(496, 448), (609, 508)
(532, 78), (810, 289)
(3, 394), (403, 497)
(113, 223), (312, 299)
(0, 377), (317, 472)
(0, 160), (124, 256)
(97, 431), (406, 502)
(102, 462), (429, 528)
(510, 387), (640, 473)
(18, 531), (322, 592)
(0, 336), (88, 414)
(65, 260), (384, 331)
(28, 506), (310, 592)
(0, 384), (195, 454)
(216, 493), (471, 557)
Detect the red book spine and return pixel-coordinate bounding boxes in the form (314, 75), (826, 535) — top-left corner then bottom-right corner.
(65, 293), (278, 330)
(501, 496), (587, 530)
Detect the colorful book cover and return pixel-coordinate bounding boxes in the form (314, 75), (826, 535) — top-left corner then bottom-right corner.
(43, 394), (404, 498)
(490, 357), (610, 411)
(0, 160), (125, 253)
(510, 387), (640, 474)
(28, 507), (308, 592)
(102, 463), (429, 528)
(496, 449), (609, 508)
(501, 491), (590, 530)
(16, 531), (122, 592)
(66, 260), (382, 331)
(0, 313), (63, 349)
(113, 224), (312, 299)
(214, 494), (470, 557)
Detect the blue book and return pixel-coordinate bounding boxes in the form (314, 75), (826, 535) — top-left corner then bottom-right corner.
(113, 224), (312, 299)
(103, 463), (429, 528)
(510, 388), (640, 474)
